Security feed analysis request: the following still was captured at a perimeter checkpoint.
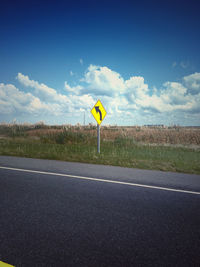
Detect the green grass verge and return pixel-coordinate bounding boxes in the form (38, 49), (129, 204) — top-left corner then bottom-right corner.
(0, 138), (199, 174)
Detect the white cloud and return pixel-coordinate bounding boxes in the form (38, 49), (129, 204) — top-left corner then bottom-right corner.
(70, 94), (94, 110)
(0, 83), (52, 115)
(80, 58), (83, 65)
(131, 80), (199, 114)
(17, 73), (71, 104)
(1, 67), (200, 125)
(82, 65), (125, 96)
(76, 66), (200, 117)
(183, 72), (200, 94)
(125, 76), (149, 101)
(161, 82), (188, 105)
(16, 73), (95, 114)
(64, 81), (83, 95)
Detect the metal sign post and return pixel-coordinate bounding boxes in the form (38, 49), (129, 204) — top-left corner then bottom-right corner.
(91, 99), (107, 154)
(97, 124), (100, 153)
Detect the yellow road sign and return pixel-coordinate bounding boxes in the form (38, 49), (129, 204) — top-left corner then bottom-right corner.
(0, 261), (14, 267)
(91, 99), (107, 125)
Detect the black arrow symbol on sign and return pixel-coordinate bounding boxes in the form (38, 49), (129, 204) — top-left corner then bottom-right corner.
(95, 106), (102, 121)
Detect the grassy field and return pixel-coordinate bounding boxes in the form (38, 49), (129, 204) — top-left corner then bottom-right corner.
(0, 123), (200, 174)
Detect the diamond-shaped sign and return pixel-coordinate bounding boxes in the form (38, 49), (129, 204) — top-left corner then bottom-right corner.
(91, 99), (107, 125)
(0, 261), (14, 267)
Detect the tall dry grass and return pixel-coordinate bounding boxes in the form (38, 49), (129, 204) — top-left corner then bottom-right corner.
(0, 124), (200, 174)
(0, 123), (200, 145)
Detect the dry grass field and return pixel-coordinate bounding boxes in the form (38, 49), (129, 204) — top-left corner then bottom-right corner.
(23, 124), (200, 146)
(0, 123), (200, 174)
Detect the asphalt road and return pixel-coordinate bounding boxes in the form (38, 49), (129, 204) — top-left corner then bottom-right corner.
(0, 156), (200, 266)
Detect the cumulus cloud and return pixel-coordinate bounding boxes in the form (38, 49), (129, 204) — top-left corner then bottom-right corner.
(127, 79), (199, 114)
(1, 66), (200, 125)
(183, 72), (200, 94)
(64, 81), (83, 95)
(79, 65), (199, 114)
(77, 65), (200, 117)
(17, 73), (71, 104)
(125, 76), (149, 102)
(82, 65), (125, 96)
(0, 83), (52, 115)
(16, 73), (95, 114)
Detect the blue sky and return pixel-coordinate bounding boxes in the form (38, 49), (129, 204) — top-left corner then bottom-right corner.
(0, 0), (200, 125)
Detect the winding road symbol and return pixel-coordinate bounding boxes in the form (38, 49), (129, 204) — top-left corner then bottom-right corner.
(95, 106), (102, 121)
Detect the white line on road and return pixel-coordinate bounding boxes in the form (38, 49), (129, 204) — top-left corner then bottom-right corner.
(0, 166), (200, 195)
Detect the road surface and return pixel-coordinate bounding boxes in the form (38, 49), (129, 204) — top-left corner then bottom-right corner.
(0, 156), (200, 266)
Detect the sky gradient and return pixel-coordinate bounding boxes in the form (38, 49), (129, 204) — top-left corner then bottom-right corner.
(0, 0), (200, 125)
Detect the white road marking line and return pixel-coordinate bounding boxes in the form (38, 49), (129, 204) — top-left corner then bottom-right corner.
(0, 166), (200, 195)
